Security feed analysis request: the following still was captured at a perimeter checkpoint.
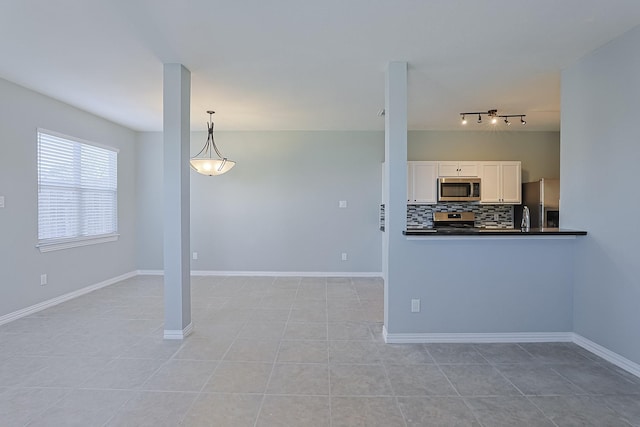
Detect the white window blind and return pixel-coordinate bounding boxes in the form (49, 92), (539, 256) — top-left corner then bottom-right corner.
(37, 129), (118, 250)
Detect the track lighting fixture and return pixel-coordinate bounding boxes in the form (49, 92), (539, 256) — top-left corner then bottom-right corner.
(459, 109), (526, 127)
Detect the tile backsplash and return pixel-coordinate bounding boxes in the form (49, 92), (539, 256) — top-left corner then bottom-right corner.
(407, 203), (514, 229)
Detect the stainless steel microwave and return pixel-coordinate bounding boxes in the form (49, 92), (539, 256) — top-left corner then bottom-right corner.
(438, 177), (481, 202)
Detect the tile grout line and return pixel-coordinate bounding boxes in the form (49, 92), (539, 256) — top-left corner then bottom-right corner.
(512, 343), (568, 427)
(428, 346), (486, 426)
(379, 361), (409, 427)
(155, 275), (235, 425)
(169, 275), (252, 425)
(252, 275), (298, 427)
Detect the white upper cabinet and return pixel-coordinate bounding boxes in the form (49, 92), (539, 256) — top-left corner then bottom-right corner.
(407, 161), (437, 204)
(479, 162), (501, 202)
(500, 162), (522, 203)
(405, 160), (520, 205)
(479, 161), (521, 204)
(438, 161), (478, 177)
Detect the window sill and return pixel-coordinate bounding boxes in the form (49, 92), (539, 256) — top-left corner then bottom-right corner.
(37, 234), (119, 253)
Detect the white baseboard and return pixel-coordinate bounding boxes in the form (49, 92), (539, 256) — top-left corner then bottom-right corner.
(381, 327), (640, 380)
(572, 333), (640, 379)
(164, 322), (193, 340)
(139, 269), (382, 278)
(382, 326), (573, 344)
(137, 269), (163, 276)
(0, 270), (138, 326)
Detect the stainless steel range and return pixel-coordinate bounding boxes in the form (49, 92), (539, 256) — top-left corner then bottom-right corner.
(433, 212), (476, 232)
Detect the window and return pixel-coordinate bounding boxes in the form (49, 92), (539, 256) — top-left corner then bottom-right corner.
(37, 129), (118, 252)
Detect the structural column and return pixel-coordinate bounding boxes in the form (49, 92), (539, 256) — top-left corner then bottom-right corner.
(163, 63), (192, 339)
(382, 61), (408, 337)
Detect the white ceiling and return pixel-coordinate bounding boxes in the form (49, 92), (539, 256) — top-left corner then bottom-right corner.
(1, 1), (639, 132)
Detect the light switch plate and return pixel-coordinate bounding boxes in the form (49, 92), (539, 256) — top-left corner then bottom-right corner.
(338, 200), (347, 208)
(0, 196), (4, 208)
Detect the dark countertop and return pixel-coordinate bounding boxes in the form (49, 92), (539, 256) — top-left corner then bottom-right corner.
(403, 227), (587, 236)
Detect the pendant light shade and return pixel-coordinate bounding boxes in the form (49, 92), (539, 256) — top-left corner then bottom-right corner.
(190, 110), (235, 176)
(189, 157), (235, 175)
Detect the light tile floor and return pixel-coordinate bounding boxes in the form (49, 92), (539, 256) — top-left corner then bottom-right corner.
(1, 275), (639, 426)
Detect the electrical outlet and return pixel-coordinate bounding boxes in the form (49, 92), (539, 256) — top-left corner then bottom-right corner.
(341, 253), (348, 261)
(411, 298), (420, 312)
(339, 200), (347, 208)
(192, 252), (198, 260)
(40, 274), (47, 286)
(0, 196), (5, 208)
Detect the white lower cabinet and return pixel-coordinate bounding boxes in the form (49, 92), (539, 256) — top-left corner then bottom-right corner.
(407, 161), (437, 204)
(479, 161), (521, 204)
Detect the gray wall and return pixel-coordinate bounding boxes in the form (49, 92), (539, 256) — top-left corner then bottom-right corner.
(136, 131), (385, 273)
(408, 130), (560, 182)
(561, 26), (640, 365)
(0, 78), (137, 318)
(387, 238), (575, 334)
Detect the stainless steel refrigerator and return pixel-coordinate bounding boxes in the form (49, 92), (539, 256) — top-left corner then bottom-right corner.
(516, 178), (560, 228)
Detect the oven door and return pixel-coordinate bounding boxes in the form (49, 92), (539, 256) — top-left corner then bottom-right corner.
(438, 178), (481, 202)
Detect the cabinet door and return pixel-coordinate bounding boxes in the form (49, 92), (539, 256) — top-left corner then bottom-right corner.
(479, 162), (501, 203)
(500, 162), (521, 203)
(438, 161), (478, 176)
(412, 162), (437, 204)
(438, 162), (460, 177)
(458, 162), (478, 177)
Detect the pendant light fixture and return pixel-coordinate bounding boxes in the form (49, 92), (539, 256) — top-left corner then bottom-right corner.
(460, 109), (526, 127)
(190, 110), (235, 176)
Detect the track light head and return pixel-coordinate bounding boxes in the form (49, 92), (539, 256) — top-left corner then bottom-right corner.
(477, 114), (482, 124)
(505, 118), (511, 126)
(488, 109), (497, 124)
(520, 116), (526, 125)
(461, 115), (467, 125)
